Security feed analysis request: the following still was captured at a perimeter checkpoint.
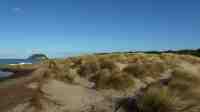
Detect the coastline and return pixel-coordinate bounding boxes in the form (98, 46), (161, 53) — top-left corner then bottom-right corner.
(0, 59), (34, 65)
(0, 59), (38, 81)
(0, 67), (36, 82)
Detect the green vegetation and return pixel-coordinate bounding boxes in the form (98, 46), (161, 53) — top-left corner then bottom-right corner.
(164, 49), (200, 57)
(28, 53), (48, 60)
(95, 48), (200, 57)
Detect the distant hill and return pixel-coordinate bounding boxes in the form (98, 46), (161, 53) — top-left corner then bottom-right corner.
(27, 54), (48, 60)
(94, 48), (200, 57)
(144, 49), (200, 57)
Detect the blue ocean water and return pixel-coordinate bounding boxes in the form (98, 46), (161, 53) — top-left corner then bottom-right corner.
(0, 59), (37, 78)
(0, 59), (35, 65)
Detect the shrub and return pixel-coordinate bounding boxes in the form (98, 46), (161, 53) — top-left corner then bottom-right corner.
(108, 72), (135, 90)
(168, 68), (199, 93)
(100, 59), (118, 70)
(90, 69), (111, 89)
(59, 67), (77, 83)
(90, 69), (134, 90)
(144, 61), (167, 78)
(42, 60), (77, 83)
(78, 61), (100, 78)
(123, 63), (146, 78)
(123, 61), (166, 78)
(138, 88), (175, 112)
(47, 60), (60, 73)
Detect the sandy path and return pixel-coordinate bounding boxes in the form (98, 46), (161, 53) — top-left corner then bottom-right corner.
(0, 68), (44, 112)
(41, 79), (106, 111)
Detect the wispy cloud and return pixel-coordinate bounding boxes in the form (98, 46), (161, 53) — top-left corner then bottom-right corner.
(11, 7), (24, 14)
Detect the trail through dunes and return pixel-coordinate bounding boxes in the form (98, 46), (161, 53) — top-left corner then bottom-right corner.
(9, 79), (113, 112)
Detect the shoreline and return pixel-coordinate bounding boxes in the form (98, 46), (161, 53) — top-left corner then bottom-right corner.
(0, 64), (36, 82)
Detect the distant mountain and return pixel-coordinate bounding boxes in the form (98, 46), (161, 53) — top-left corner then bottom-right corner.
(28, 54), (48, 60)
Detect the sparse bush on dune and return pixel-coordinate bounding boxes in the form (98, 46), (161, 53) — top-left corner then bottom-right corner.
(103, 54), (127, 63)
(41, 60), (77, 83)
(47, 60), (60, 72)
(90, 69), (111, 89)
(40, 54), (200, 87)
(123, 63), (145, 78)
(90, 69), (134, 90)
(108, 72), (135, 90)
(125, 54), (145, 63)
(78, 60), (100, 79)
(60, 66), (77, 83)
(100, 59), (118, 70)
(78, 55), (99, 63)
(122, 61), (166, 78)
(159, 54), (181, 65)
(65, 56), (84, 69)
(168, 67), (200, 95)
(115, 54), (128, 63)
(36, 54), (200, 109)
(158, 53), (200, 66)
(179, 55), (200, 64)
(145, 55), (162, 62)
(145, 61), (167, 77)
(138, 87), (176, 112)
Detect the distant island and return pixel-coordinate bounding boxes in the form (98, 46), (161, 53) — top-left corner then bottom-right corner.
(27, 54), (48, 60)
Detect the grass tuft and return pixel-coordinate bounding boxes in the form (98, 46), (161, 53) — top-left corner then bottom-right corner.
(90, 69), (134, 90)
(138, 88), (176, 112)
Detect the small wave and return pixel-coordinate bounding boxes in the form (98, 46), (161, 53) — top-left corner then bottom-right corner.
(19, 62), (32, 65)
(9, 62), (32, 66)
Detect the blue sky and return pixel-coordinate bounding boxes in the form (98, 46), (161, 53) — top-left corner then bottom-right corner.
(0, 0), (200, 58)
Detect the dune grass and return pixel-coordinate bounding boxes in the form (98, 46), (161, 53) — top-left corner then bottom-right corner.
(90, 69), (135, 90)
(138, 87), (176, 112)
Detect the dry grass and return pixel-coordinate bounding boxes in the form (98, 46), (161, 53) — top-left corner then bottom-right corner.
(78, 60), (100, 78)
(138, 87), (176, 112)
(123, 61), (166, 78)
(123, 63), (146, 78)
(39, 53), (200, 92)
(168, 67), (200, 101)
(90, 69), (134, 90)
(100, 59), (118, 70)
(2, 53), (200, 112)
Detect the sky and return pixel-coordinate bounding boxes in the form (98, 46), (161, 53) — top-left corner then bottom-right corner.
(0, 0), (200, 58)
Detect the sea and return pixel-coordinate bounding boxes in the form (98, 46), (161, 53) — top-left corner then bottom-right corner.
(0, 59), (37, 78)
(0, 59), (35, 65)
